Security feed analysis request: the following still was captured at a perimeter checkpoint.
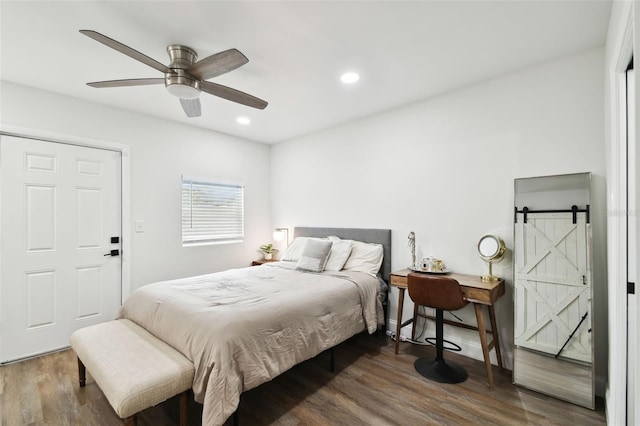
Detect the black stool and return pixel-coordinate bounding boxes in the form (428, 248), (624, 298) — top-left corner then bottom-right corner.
(408, 273), (468, 384)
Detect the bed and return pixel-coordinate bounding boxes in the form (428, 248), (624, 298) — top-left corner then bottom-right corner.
(119, 227), (391, 425)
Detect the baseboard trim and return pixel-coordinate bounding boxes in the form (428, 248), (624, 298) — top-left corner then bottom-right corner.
(387, 318), (513, 369)
(387, 319), (606, 398)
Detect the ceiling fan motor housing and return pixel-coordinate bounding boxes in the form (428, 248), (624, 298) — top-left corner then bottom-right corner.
(165, 45), (200, 99)
(167, 45), (197, 68)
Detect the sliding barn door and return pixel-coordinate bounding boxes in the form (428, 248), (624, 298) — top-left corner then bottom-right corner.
(514, 212), (592, 363)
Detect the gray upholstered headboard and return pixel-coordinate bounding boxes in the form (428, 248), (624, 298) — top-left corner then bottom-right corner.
(293, 227), (392, 283)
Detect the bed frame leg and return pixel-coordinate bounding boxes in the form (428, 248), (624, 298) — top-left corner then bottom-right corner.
(124, 415), (136, 425)
(77, 357), (86, 387)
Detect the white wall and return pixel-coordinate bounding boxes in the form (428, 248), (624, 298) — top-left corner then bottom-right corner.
(0, 81), (272, 290)
(0, 46), (608, 391)
(271, 48), (607, 386)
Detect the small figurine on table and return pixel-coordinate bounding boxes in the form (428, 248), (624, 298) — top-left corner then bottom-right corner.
(408, 231), (416, 269)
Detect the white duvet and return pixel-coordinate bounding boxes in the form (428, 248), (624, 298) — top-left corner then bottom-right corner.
(120, 262), (383, 425)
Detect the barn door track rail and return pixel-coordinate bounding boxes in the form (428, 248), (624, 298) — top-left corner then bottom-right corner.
(514, 205), (590, 224)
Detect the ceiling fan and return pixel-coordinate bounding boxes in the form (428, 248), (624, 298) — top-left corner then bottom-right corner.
(80, 30), (268, 118)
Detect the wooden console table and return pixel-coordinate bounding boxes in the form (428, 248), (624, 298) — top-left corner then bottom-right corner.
(390, 269), (505, 386)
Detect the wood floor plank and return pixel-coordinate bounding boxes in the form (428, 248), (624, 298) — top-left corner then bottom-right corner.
(0, 333), (606, 425)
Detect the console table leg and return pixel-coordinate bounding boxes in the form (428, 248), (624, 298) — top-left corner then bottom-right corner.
(488, 304), (503, 370)
(411, 302), (419, 341)
(395, 288), (405, 354)
(474, 303), (494, 387)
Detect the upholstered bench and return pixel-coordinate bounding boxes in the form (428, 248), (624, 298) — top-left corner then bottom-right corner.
(70, 319), (195, 426)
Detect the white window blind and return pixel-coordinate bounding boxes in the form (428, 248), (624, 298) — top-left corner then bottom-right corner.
(182, 177), (244, 245)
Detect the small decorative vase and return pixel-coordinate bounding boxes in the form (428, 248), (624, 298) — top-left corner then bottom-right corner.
(264, 253), (273, 260)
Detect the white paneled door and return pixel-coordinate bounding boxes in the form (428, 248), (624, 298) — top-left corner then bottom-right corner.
(0, 135), (122, 363)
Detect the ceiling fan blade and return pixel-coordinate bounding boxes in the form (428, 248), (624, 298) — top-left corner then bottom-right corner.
(187, 48), (249, 81)
(87, 78), (164, 88)
(180, 98), (201, 117)
(200, 81), (268, 110)
(80, 30), (172, 74)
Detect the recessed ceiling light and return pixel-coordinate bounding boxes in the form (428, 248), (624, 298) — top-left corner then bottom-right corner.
(236, 116), (251, 125)
(340, 72), (360, 84)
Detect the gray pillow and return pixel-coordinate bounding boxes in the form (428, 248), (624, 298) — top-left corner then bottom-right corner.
(296, 239), (333, 272)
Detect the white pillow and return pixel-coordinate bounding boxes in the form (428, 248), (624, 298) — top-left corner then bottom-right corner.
(296, 239), (333, 272)
(342, 240), (384, 276)
(324, 238), (353, 271)
(282, 237), (325, 261)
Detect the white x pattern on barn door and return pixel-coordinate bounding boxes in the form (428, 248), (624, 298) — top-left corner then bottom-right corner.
(514, 212), (592, 363)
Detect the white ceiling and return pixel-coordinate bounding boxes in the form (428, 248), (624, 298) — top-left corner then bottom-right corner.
(1, 1), (612, 144)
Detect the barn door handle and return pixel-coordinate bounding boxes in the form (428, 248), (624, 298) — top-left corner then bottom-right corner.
(104, 249), (119, 257)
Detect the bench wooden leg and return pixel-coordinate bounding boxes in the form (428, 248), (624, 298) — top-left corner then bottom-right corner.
(179, 391), (189, 426)
(77, 357), (86, 387)
(124, 415), (136, 426)
(329, 348), (335, 373)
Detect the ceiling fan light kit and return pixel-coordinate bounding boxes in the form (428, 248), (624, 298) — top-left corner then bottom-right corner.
(80, 30), (268, 118)
(165, 69), (201, 99)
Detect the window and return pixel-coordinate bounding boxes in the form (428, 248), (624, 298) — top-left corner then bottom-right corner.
(181, 177), (244, 245)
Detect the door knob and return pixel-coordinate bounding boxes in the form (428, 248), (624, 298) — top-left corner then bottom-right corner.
(104, 249), (120, 257)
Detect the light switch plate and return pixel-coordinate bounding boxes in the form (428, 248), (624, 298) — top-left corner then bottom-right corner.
(135, 220), (144, 233)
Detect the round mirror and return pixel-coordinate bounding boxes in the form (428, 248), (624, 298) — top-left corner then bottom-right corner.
(477, 234), (506, 282)
(477, 235), (505, 261)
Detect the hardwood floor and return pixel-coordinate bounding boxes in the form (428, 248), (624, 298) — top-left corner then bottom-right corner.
(1, 333), (606, 425)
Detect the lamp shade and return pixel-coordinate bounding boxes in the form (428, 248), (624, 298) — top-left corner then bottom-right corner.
(273, 228), (289, 245)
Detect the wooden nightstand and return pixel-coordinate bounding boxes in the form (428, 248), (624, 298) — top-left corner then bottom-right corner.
(251, 259), (278, 266)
